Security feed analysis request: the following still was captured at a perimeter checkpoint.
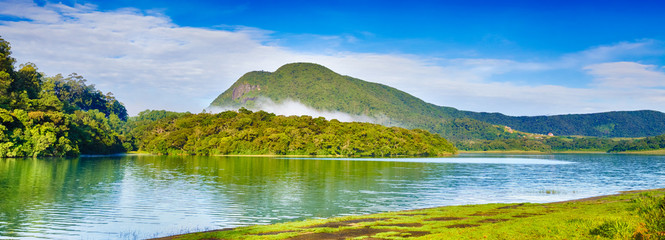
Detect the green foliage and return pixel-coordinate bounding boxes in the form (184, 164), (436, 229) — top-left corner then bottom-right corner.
(439, 118), (519, 141)
(589, 220), (631, 238)
(0, 71), (11, 108)
(457, 136), (619, 152)
(14, 63), (42, 99)
(0, 36), (15, 73)
(0, 36), (127, 157)
(45, 73), (128, 121)
(608, 134), (665, 153)
(0, 36), (16, 109)
(456, 138), (551, 152)
(633, 194), (665, 239)
(129, 109), (457, 156)
(130, 109), (189, 122)
(0, 108), (78, 157)
(68, 110), (126, 155)
(120, 110), (190, 151)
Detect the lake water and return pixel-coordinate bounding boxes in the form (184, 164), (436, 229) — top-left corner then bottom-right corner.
(1, 154), (664, 239)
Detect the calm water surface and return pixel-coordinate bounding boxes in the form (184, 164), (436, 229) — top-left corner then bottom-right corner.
(0, 154), (664, 239)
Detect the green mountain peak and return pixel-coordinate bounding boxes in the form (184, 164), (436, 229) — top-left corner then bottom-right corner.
(209, 62), (508, 140)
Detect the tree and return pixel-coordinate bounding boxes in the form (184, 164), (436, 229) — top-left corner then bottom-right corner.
(0, 37), (16, 109)
(47, 73), (128, 120)
(0, 71), (11, 108)
(0, 36), (15, 77)
(13, 63), (42, 99)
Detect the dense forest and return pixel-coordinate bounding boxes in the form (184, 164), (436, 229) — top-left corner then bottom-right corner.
(125, 109), (457, 156)
(0, 36), (128, 157)
(457, 136), (619, 152)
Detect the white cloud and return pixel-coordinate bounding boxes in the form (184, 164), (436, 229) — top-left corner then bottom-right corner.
(584, 62), (665, 88)
(560, 40), (664, 67)
(0, 0), (62, 23)
(0, 0), (664, 117)
(208, 97), (378, 123)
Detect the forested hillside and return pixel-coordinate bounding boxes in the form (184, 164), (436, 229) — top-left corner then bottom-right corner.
(460, 110), (665, 138)
(210, 62), (665, 139)
(126, 109), (457, 156)
(0, 36), (128, 157)
(210, 63), (520, 141)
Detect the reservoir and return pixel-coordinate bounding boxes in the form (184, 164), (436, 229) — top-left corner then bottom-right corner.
(1, 154), (663, 239)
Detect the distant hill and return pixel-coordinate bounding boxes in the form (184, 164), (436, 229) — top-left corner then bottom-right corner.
(209, 63), (665, 139)
(460, 110), (665, 138)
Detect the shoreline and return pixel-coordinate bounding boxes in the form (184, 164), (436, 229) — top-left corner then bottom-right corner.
(75, 150), (665, 158)
(151, 188), (665, 240)
(459, 150), (665, 155)
(458, 150), (608, 154)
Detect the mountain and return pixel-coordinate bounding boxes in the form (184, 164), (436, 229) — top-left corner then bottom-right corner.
(209, 63), (665, 139)
(209, 63), (517, 141)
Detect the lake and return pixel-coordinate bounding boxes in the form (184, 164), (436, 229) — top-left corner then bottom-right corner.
(1, 154), (664, 239)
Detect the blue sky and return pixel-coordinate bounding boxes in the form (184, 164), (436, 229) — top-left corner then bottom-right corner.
(1, 0), (665, 116)
(85, 0), (665, 54)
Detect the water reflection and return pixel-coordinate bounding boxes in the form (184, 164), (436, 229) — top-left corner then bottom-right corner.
(0, 154), (664, 239)
(284, 156), (574, 164)
(0, 158), (123, 239)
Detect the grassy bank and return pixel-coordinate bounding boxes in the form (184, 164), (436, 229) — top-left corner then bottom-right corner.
(153, 189), (665, 240)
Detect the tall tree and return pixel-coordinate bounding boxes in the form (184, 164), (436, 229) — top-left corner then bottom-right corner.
(0, 36), (15, 76)
(0, 37), (16, 108)
(13, 63), (43, 99)
(47, 73), (128, 120)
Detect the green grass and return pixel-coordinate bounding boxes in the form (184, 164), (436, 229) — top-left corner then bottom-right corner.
(153, 189), (665, 240)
